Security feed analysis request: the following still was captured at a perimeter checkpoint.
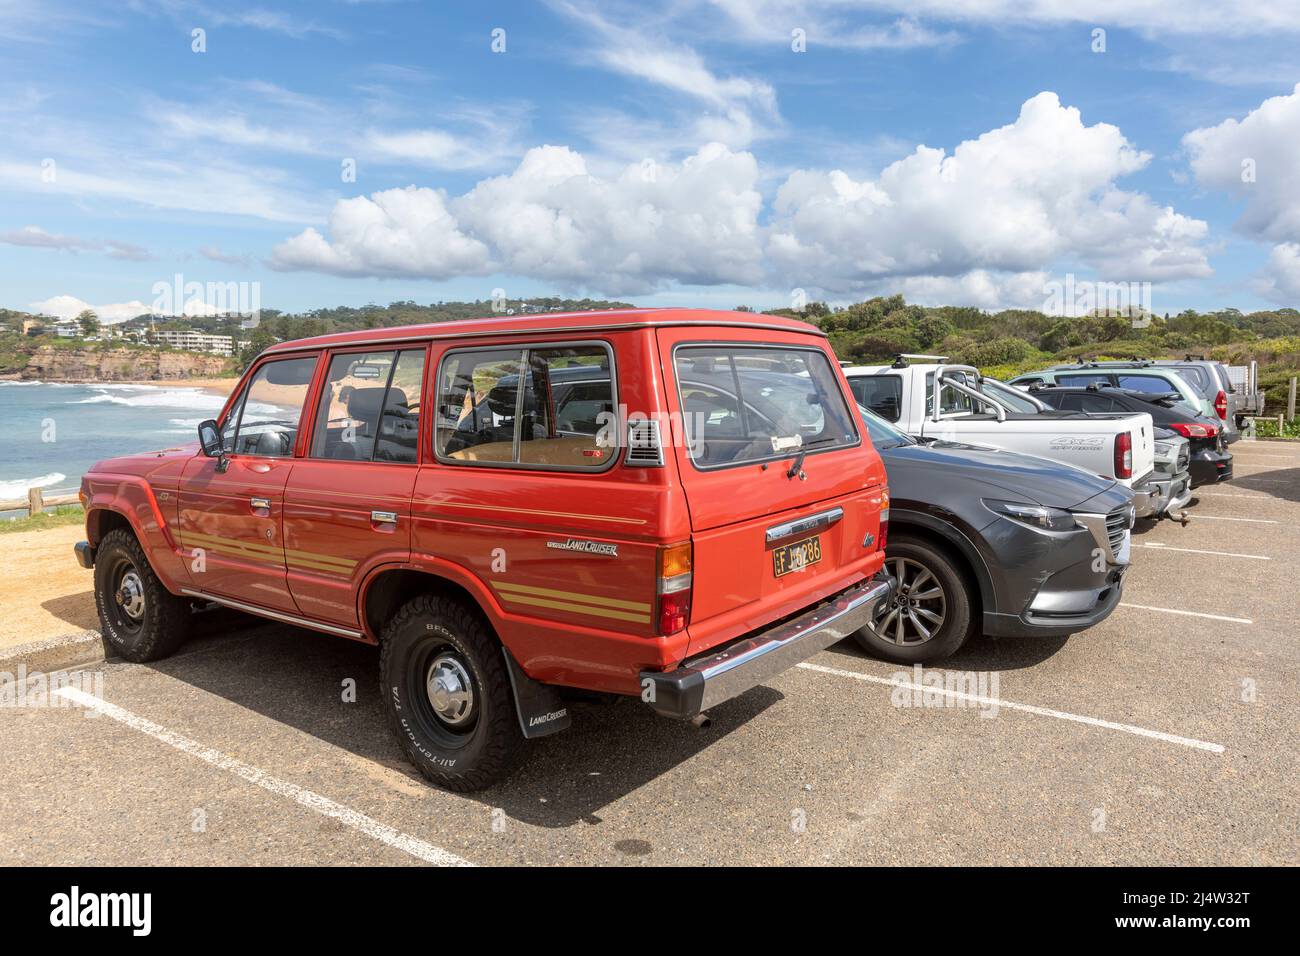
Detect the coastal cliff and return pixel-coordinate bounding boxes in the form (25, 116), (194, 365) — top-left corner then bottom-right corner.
(12, 346), (234, 382)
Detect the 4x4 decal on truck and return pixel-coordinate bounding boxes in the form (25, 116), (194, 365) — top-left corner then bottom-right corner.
(1048, 436), (1106, 450)
(489, 580), (651, 624)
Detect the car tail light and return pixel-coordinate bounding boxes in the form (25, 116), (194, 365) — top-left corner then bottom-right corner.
(656, 542), (692, 635)
(1114, 431), (1132, 479)
(1214, 389), (1227, 420)
(877, 489), (889, 552)
(1168, 421), (1217, 439)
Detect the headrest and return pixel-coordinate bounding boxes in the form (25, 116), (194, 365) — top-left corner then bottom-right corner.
(484, 380), (535, 417)
(346, 387), (389, 422)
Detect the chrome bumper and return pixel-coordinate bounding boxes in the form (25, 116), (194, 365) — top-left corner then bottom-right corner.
(640, 577), (893, 719)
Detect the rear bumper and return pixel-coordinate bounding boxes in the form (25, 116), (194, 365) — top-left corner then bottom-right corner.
(1189, 450), (1232, 486)
(74, 540), (95, 569)
(1135, 472), (1192, 518)
(640, 576), (893, 719)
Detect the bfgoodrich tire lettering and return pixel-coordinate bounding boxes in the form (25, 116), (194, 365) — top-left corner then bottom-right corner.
(93, 527), (193, 662)
(379, 594), (525, 792)
(852, 535), (973, 664)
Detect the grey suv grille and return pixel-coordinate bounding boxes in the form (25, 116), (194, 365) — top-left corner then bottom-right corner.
(1105, 507), (1129, 553)
(1177, 445), (1190, 471)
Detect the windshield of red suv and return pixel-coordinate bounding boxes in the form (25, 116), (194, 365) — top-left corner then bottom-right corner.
(673, 345), (858, 469)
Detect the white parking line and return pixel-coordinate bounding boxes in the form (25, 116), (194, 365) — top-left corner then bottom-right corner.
(1195, 492), (1278, 500)
(1186, 514), (1279, 524)
(53, 687), (473, 867)
(1119, 603), (1252, 624)
(797, 662), (1225, 753)
(1137, 542), (1269, 560)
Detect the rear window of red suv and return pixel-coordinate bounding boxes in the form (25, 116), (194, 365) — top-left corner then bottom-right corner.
(673, 345), (858, 469)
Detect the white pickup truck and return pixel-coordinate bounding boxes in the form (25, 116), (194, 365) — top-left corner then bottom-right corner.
(844, 355), (1161, 514)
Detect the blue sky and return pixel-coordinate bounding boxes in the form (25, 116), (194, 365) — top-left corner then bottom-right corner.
(2, 0), (1300, 320)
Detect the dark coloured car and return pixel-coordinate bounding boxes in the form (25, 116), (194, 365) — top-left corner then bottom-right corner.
(855, 408), (1133, 664)
(1026, 384), (1233, 487)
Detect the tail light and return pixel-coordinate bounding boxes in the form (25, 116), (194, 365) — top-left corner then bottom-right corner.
(656, 542), (692, 635)
(877, 488), (889, 552)
(1214, 389), (1228, 420)
(1114, 431), (1133, 479)
(1168, 421), (1217, 439)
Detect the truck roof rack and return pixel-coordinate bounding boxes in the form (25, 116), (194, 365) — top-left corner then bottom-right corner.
(1184, 354), (1206, 361)
(891, 353), (949, 369)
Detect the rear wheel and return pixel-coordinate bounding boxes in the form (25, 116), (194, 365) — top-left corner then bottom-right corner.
(853, 536), (973, 664)
(379, 594), (525, 792)
(93, 528), (193, 662)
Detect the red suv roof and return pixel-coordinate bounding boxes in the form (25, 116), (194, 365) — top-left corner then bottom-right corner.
(262, 308), (824, 354)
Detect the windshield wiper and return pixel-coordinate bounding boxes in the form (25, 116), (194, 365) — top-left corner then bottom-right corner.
(785, 437), (837, 477)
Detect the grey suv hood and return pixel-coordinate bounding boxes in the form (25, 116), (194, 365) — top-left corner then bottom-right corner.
(886, 440), (1119, 509)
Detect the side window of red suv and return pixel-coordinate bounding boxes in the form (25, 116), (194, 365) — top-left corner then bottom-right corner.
(309, 349), (426, 463)
(222, 356), (317, 457)
(435, 344), (615, 470)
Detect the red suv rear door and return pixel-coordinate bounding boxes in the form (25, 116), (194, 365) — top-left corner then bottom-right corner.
(282, 346), (427, 628)
(656, 327), (888, 657)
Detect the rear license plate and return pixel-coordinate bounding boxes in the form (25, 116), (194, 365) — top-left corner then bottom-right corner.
(772, 535), (822, 578)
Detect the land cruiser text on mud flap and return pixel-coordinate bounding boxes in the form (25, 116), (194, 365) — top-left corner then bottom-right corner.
(72, 309), (891, 791)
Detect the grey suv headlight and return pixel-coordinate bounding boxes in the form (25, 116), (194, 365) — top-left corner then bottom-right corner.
(982, 499), (1079, 532)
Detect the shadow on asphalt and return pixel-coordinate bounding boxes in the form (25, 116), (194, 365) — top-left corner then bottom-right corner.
(823, 632), (1069, 672)
(144, 611), (781, 829)
(1211, 466), (1300, 503)
(39, 590), (98, 633)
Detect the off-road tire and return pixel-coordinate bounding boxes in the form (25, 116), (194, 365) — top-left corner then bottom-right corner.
(379, 594), (525, 792)
(93, 528), (193, 662)
(852, 535), (974, 664)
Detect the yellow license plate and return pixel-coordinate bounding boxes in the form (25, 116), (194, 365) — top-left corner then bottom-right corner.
(772, 535), (823, 578)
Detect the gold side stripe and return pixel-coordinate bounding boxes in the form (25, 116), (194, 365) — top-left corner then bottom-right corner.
(287, 557), (358, 575)
(181, 532), (356, 569)
(494, 591), (651, 624)
(431, 501), (647, 526)
(492, 580), (651, 612)
(181, 536), (355, 576)
(179, 540), (280, 566)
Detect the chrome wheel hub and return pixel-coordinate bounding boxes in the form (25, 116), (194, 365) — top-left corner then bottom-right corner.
(425, 654), (475, 727)
(115, 570), (145, 621)
(870, 557), (946, 646)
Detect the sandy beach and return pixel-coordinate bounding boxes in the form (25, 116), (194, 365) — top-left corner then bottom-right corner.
(0, 524), (96, 648)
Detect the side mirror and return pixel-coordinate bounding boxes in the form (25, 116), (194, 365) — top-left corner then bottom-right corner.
(198, 420), (230, 472)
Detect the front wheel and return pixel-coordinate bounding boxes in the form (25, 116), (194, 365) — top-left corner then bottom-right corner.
(379, 594), (525, 792)
(93, 528), (193, 662)
(852, 536), (973, 664)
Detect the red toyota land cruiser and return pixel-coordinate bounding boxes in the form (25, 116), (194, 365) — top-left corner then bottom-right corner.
(75, 309), (892, 790)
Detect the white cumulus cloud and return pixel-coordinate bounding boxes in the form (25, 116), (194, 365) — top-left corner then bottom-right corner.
(272, 143), (765, 294)
(767, 92), (1210, 294)
(27, 295), (151, 323)
(270, 93), (1210, 304)
(1184, 83), (1300, 304)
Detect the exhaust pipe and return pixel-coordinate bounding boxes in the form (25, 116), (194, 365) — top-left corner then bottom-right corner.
(690, 713), (711, 729)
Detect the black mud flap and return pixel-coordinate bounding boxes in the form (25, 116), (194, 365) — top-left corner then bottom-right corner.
(502, 648), (571, 739)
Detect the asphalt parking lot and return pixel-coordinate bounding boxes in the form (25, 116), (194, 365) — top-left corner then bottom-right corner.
(1, 441), (1297, 866)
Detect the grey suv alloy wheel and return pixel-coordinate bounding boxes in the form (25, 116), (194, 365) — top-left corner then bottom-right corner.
(851, 536), (973, 664)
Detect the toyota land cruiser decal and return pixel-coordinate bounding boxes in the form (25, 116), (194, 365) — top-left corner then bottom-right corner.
(546, 538), (619, 557)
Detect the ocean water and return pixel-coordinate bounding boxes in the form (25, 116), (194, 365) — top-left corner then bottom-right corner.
(0, 381), (230, 502)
